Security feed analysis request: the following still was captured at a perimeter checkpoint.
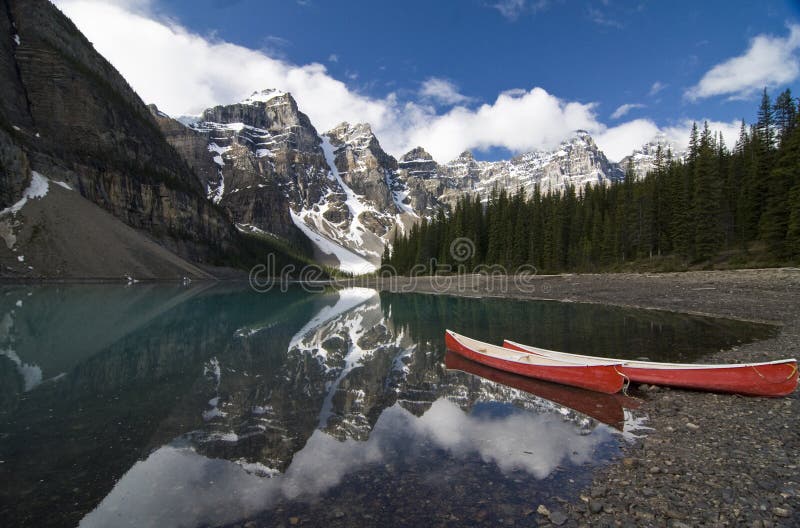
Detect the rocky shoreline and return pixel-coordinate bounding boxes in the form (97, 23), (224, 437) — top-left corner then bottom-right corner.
(343, 269), (800, 527)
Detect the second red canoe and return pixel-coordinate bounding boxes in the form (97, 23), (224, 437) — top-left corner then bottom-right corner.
(503, 339), (798, 397)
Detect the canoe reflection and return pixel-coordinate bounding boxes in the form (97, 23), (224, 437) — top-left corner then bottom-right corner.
(445, 351), (640, 431)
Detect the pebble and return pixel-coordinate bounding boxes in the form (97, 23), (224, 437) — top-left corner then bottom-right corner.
(772, 506), (790, 517)
(549, 510), (567, 525)
(536, 504), (550, 516)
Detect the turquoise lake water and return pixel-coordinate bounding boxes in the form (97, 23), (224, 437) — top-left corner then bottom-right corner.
(0, 284), (774, 527)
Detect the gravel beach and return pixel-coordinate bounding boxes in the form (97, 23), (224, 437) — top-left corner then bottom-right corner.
(345, 269), (800, 527)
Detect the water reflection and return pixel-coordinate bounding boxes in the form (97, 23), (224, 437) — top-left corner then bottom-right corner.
(81, 398), (612, 528)
(444, 351), (640, 431)
(0, 284), (773, 527)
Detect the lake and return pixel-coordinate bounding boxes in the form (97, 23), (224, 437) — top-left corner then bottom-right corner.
(0, 283), (775, 527)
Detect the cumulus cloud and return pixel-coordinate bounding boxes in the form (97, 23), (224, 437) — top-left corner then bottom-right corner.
(661, 119), (741, 151)
(595, 119), (660, 161)
(610, 103), (645, 120)
(686, 24), (800, 101)
(55, 1), (393, 133)
(53, 0), (718, 164)
(406, 88), (606, 160)
(419, 77), (474, 106)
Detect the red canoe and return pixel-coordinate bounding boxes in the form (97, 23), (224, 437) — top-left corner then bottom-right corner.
(445, 330), (625, 394)
(444, 351), (639, 430)
(503, 339), (798, 397)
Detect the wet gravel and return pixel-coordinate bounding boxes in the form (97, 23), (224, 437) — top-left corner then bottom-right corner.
(352, 269), (800, 527)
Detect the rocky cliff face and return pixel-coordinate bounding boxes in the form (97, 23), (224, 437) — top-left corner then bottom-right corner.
(0, 0), (242, 278)
(163, 92), (434, 272)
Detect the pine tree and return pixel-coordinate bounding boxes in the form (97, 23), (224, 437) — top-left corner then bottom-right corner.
(757, 88), (775, 151)
(774, 88), (797, 145)
(760, 118), (800, 258)
(787, 182), (800, 261)
(688, 122), (700, 164)
(693, 122), (723, 260)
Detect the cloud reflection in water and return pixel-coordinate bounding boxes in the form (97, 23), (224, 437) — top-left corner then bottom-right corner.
(80, 398), (611, 528)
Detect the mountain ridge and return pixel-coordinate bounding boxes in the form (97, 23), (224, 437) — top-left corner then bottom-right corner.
(160, 88), (664, 272)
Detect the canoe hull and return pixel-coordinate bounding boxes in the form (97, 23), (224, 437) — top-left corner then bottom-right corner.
(445, 332), (624, 394)
(445, 351), (635, 430)
(503, 341), (798, 397)
(619, 362), (796, 397)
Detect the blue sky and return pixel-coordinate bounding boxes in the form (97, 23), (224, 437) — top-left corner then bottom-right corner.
(55, 0), (800, 161)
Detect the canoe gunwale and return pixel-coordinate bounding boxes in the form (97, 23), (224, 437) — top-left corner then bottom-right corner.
(503, 339), (797, 370)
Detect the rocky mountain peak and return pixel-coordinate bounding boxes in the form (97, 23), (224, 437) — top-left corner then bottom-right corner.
(619, 133), (683, 179)
(400, 147), (434, 162)
(325, 122), (382, 154)
(241, 88), (288, 105)
(457, 150), (475, 161)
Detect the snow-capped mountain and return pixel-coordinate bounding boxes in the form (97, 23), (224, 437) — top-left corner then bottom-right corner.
(618, 133), (684, 180)
(400, 130), (623, 208)
(157, 91), (431, 273)
(154, 89), (660, 273)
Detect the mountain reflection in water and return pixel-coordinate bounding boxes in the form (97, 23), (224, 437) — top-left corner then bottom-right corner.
(0, 284), (773, 528)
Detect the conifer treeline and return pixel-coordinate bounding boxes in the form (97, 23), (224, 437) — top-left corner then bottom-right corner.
(383, 89), (800, 274)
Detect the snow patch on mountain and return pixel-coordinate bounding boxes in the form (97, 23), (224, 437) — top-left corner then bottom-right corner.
(320, 135), (372, 247)
(0, 171), (50, 216)
(290, 210), (377, 274)
(242, 88), (287, 105)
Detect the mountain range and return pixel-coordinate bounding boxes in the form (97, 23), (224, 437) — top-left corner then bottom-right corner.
(0, 0), (678, 278)
(159, 89), (678, 273)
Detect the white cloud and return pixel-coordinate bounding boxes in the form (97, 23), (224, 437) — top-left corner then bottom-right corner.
(492, 0), (526, 20)
(587, 6), (623, 29)
(661, 119), (741, 152)
(610, 103), (645, 120)
(419, 77), (473, 106)
(55, 0), (393, 136)
(405, 88), (603, 160)
(648, 81), (666, 96)
(54, 0), (730, 165)
(686, 24), (800, 101)
(491, 0), (548, 21)
(327, 53), (338, 63)
(595, 119), (660, 162)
